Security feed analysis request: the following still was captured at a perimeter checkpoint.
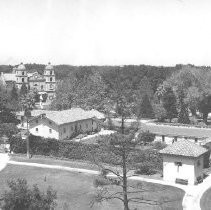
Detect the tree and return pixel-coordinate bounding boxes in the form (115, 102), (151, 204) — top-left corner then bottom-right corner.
(153, 103), (167, 122)
(10, 85), (18, 101)
(0, 178), (57, 210)
(91, 133), (168, 210)
(20, 83), (28, 96)
(177, 89), (190, 124)
(162, 87), (177, 122)
(137, 94), (154, 119)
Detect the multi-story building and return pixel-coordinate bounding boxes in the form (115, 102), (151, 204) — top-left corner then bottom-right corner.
(0, 62), (56, 101)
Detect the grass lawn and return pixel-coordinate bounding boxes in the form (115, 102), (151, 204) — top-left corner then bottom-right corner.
(0, 162), (184, 210)
(200, 187), (211, 210)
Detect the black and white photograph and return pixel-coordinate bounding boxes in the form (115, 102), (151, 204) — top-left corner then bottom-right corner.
(0, 0), (211, 209)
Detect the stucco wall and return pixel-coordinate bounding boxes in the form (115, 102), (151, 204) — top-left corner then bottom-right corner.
(59, 119), (98, 140)
(29, 118), (59, 139)
(163, 155), (201, 185)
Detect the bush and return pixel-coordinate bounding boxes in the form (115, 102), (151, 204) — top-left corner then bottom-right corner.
(135, 162), (157, 175)
(189, 116), (198, 125)
(152, 141), (167, 150)
(9, 135), (162, 170)
(0, 178), (57, 210)
(136, 131), (155, 145)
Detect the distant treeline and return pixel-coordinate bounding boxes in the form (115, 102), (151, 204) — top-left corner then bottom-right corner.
(0, 63), (185, 82)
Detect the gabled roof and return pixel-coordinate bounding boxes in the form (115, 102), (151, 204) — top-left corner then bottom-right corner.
(88, 109), (105, 120)
(19, 108), (95, 125)
(159, 140), (208, 158)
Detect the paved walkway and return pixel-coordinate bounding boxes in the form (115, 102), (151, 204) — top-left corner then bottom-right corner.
(5, 159), (211, 210)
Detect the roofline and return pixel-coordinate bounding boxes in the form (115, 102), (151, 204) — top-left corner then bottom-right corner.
(160, 152), (208, 159)
(29, 114), (96, 126)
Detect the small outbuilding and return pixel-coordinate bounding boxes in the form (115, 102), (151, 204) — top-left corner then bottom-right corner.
(160, 140), (208, 185)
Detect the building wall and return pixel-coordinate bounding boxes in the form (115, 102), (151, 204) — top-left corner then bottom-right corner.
(163, 155), (201, 185)
(29, 118), (59, 139)
(194, 155), (204, 181)
(29, 117), (98, 140)
(29, 80), (46, 92)
(59, 119), (98, 140)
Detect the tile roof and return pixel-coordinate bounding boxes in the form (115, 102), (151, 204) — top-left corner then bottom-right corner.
(18, 108), (98, 125)
(159, 140), (208, 157)
(141, 123), (211, 138)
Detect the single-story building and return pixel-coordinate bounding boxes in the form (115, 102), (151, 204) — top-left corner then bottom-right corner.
(141, 122), (211, 146)
(17, 108), (100, 140)
(160, 140), (208, 185)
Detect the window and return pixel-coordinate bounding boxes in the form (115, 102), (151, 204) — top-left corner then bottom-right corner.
(49, 121), (52, 125)
(36, 119), (38, 124)
(41, 85), (43, 90)
(50, 71), (52, 75)
(63, 128), (66, 133)
(36, 128), (38, 132)
(50, 84), (53, 90)
(22, 72), (24, 76)
(175, 162), (182, 172)
(49, 129), (52, 134)
(22, 78), (24, 82)
(86, 124), (88, 129)
(50, 77), (53, 82)
(71, 126), (73, 131)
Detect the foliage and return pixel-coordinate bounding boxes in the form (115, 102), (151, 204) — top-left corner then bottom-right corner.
(10, 85), (18, 101)
(136, 131), (155, 145)
(135, 162), (157, 175)
(177, 89), (190, 124)
(137, 94), (154, 118)
(0, 178), (57, 210)
(153, 103), (167, 122)
(162, 87), (178, 122)
(152, 141), (167, 150)
(20, 83), (28, 96)
(0, 123), (19, 139)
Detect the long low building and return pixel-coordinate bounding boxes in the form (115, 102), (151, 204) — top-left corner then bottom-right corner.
(17, 108), (102, 140)
(141, 122), (211, 145)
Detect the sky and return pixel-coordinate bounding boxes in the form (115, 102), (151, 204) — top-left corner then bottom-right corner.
(0, 0), (211, 66)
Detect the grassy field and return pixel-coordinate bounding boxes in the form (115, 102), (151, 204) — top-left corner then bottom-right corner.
(0, 159), (184, 210)
(200, 187), (211, 210)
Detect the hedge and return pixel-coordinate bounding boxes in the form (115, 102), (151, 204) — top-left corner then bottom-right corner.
(9, 134), (162, 172)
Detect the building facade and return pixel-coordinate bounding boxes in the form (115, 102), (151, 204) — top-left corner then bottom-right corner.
(17, 108), (100, 140)
(0, 62), (56, 101)
(160, 140), (208, 185)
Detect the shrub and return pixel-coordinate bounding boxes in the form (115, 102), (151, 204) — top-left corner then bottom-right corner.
(189, 116), (198, 125)
(135, 162), (157, 175)
(10, 135), (162, 170)
(136, 131), (155, 145)
(0, 178), (57, 210)
(197, 122), (207, 127)
(152, 141), (167, 150)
